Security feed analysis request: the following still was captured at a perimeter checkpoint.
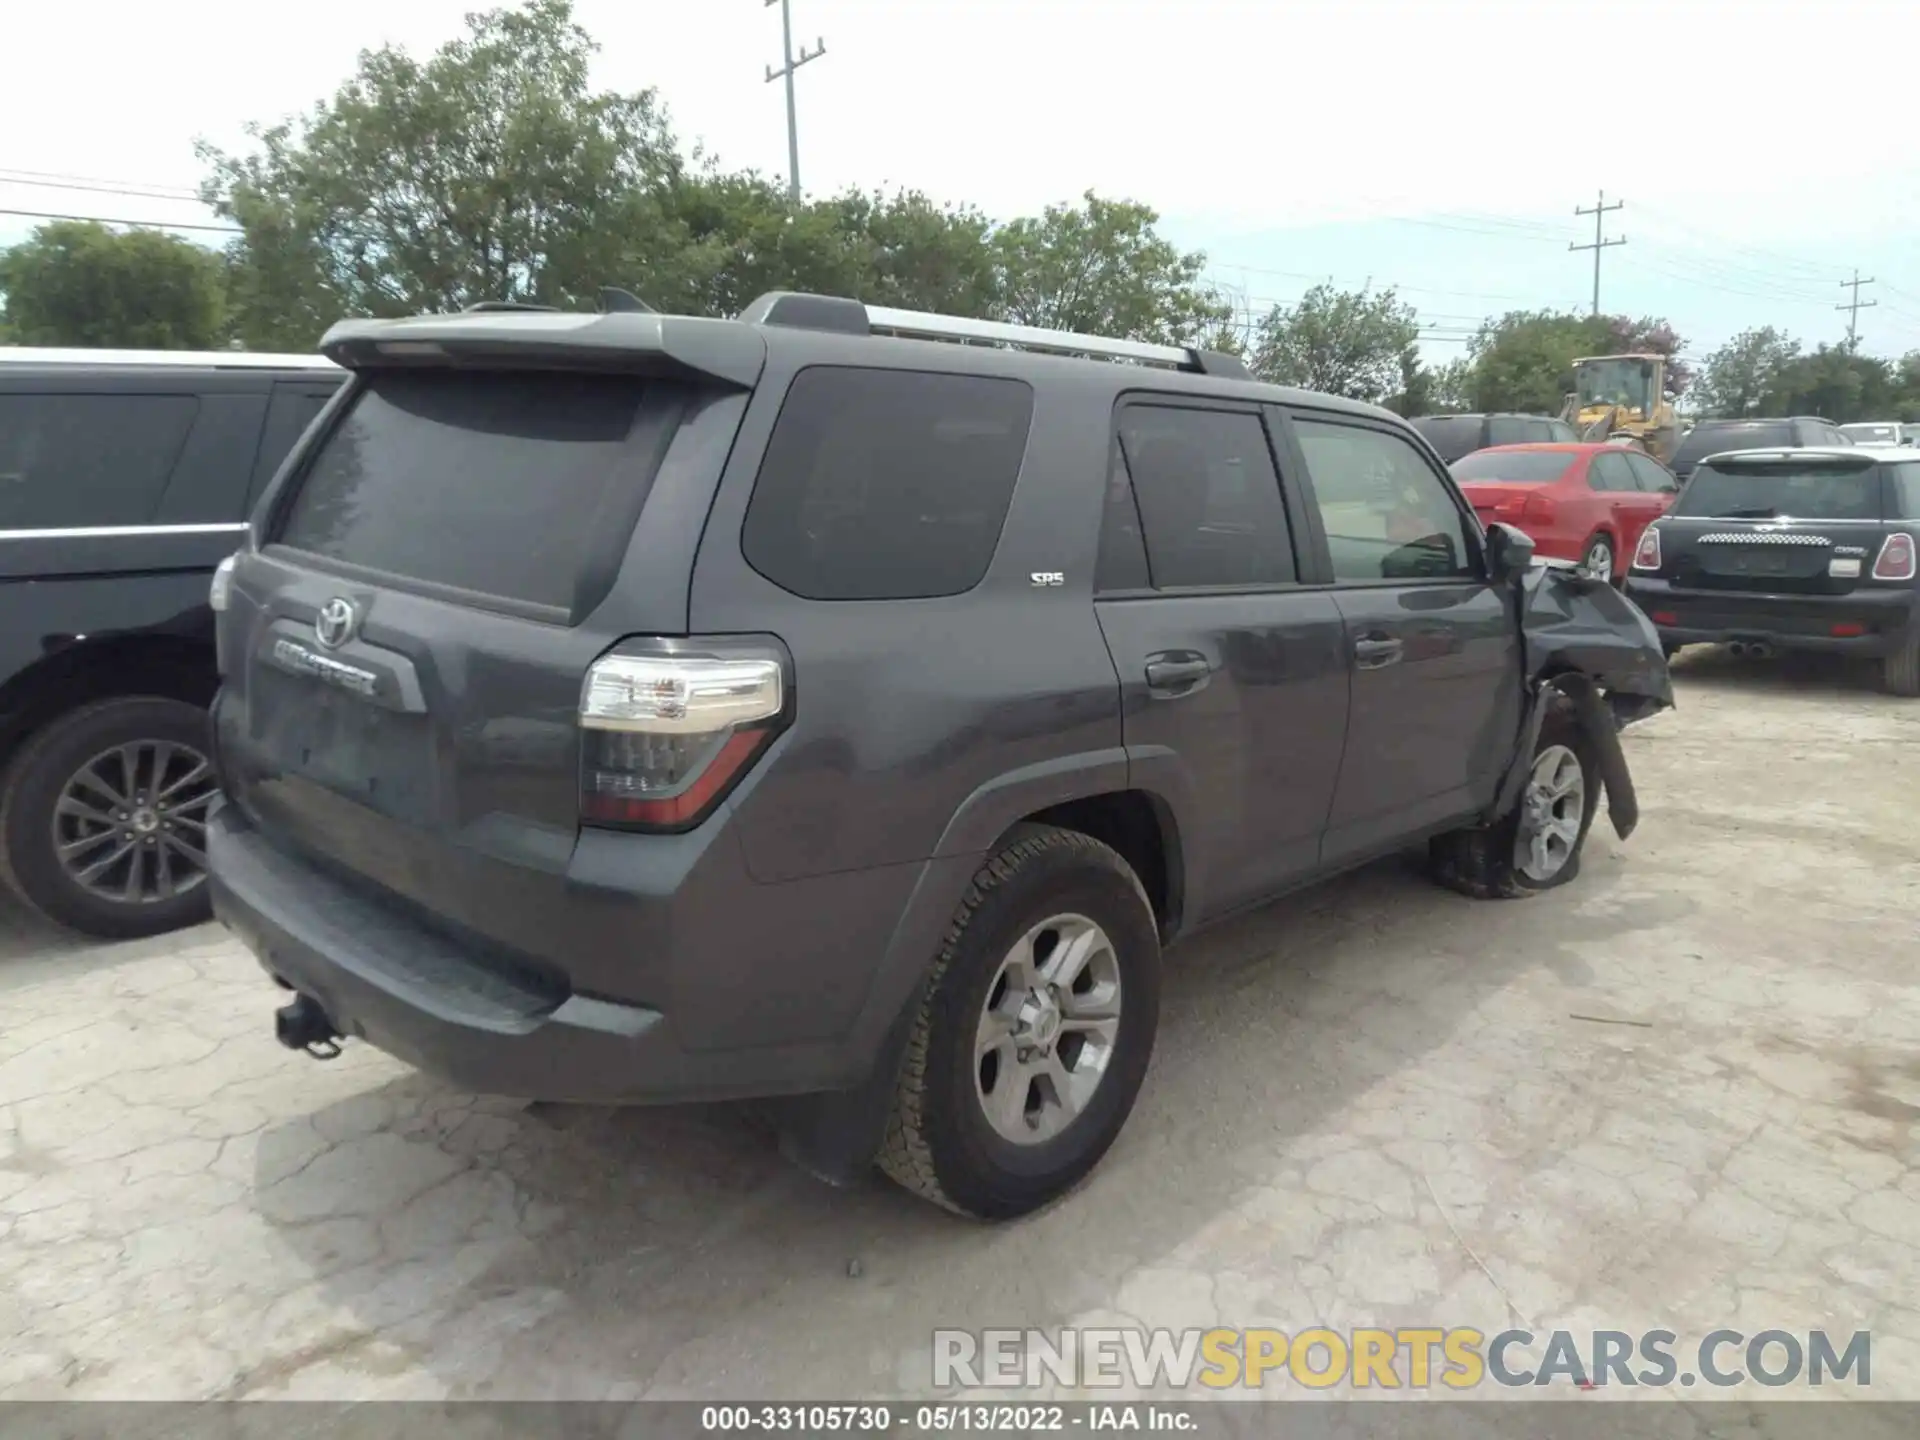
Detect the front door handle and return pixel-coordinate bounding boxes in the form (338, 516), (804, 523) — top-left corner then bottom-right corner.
(1144, 654), (1212, 695)
(1353, 634), (1404, 670)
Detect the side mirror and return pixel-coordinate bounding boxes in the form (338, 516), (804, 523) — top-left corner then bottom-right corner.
(1484, 522), (1536, 584)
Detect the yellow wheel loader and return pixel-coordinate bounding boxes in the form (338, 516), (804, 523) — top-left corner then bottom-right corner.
(1559, 354), (1680, 465)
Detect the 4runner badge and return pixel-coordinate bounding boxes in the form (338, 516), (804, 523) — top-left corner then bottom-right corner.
(315, 597), (359, 649)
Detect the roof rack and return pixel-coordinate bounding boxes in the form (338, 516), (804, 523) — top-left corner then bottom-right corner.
(739, 290), (1249, 378)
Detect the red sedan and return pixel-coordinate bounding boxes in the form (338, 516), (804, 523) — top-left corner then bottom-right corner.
(1448, 443), (1680, 581)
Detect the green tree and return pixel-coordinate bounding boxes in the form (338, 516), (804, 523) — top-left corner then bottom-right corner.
(1249, 283), (1422, 406)
(1763, 344), (1894, 423)
(1465, 309), (1610, 413)
(991, 191), (1228, 344)
(0, 221), (228, 349)
(1425, 357), (1474, 413)
(1692, 327), (1801, 417)
(199, 0), (683, 348)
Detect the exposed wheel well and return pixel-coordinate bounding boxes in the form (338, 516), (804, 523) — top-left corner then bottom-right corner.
(0, 637), (216, 771)
(1021, 789), (1181, 941)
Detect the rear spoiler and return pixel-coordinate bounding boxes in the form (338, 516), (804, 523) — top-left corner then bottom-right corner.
(318, 311), (768, 389)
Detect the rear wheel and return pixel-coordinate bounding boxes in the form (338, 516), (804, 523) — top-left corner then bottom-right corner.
(1886, 631), (1920, 697)
(1430, 708), (1599, 900)
(0, 697), (218, 939)
(1580, 533), (1616, 583)
(877, 825), (1161, 1219)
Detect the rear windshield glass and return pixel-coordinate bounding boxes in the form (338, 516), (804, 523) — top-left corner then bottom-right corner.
(1409, 416), (1483, 462)
(1672, 422), (1794, 470)
(276, 370), (656, 611)
(1449, 450), (1576, 484)
(1675, 462), (1885, 521)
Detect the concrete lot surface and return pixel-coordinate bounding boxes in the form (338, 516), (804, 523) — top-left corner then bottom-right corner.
(3, 651), (1917, 1403)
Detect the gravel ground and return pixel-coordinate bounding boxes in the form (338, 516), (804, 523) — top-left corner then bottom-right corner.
(3, 649), (1917, 1403)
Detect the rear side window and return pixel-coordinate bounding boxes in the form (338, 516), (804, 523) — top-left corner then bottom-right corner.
(1294, 418), (1475, 582)
(249, 384), (341, 503)
(1116, 405), (1295, 588)
(1486, 417), (1535, 446)
(277, 370), (662, 613)
(1409, 416), (1484, 462)
(1548, 420), (1580, 442)
(742, 367), (1033, 601)
(1450, 450), (1575, 484)
(1625, 452), (1679, 493)
(0, 393), (197, 530)
(1587, 452), (1639, 492)
(1889, 463), (1920, 518)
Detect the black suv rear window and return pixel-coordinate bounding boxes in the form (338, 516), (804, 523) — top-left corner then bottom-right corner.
(276, 370), (657, 612)
(742, 367), (1034, 601)
(1409, 416), (1483, 462)
(1675, 461), (1885, 521)
(1449, 450), (1576, 484)
(1671, 421), (1794, 471)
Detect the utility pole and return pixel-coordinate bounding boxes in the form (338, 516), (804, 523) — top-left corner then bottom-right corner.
(763, 0), (825, 203)
(1570, 190), (1627, 317)
(1837, 269), (1877, 348)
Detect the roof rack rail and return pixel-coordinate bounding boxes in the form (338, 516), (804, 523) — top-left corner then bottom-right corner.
(866, 304), (1248, 378)
(736, 290), (1249, 378)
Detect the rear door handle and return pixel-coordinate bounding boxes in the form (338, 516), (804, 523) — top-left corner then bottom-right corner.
(1353, 634), (1404, 669)
(1144, 654), (1212, 695)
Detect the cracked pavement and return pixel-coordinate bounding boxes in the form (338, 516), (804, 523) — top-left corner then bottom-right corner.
(3, 650), (1917, 1402)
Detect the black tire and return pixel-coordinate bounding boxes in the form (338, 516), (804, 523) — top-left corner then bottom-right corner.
(877, 825), (1161, 1220)
(1885, 632), (1920, 697)
(0, 696), (217, 939)
(1429, 707), (1600, 900)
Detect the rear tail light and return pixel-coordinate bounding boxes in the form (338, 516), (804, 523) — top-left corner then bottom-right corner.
(578, 639), (790, 831)
(1831, 622), (1867, 638)
(1520, 491), (1557, 526)
(1650, 610), (1678, 626)
(1872, 532), (1916, 581)
(1631, 527), (1662, 571)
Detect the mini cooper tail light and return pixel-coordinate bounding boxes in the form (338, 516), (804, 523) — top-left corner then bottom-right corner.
(1631, 528), (1662, 571)
(1871, 532), (1916, 582)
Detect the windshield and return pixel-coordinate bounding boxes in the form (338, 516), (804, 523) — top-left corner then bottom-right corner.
(1674, 461), (1885, 521)
(1450, 450), (1577, 484)
(1575, 358), (1656, 414)
(1841, 424), (1900, 445)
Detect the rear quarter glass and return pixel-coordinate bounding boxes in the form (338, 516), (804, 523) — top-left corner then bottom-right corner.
(739, 365), (1035, 601)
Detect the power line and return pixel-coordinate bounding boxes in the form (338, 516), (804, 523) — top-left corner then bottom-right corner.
(762, 0), (825, 203)
(0, 166), (200, 199)
(1570, 190), (1626, 317)
(0, 171), (205, 203)
(1837, 269), (1877, 348)
(0, 206), (238, 235)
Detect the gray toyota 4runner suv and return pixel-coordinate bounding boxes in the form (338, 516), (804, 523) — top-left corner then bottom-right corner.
(207, 292), (1672, 1219)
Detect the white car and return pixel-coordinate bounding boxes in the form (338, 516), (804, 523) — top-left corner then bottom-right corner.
(1840, 420), (1906, 446)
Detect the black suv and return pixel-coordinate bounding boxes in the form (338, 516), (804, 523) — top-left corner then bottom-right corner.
(1409, 413), (1580, 463)
(1626, 445), (1920, 693)
(1668, 416), (1851, 482)
(206, 294), (1671, 1219)
(0, 348), (344, 937)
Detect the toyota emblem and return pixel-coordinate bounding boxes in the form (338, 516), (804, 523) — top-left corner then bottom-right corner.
(314, 597), (359, 649)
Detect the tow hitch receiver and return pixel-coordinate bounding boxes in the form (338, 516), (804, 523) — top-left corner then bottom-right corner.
(275, 994), (343, 1060)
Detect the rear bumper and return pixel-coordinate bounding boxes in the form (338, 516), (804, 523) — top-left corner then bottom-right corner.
(208, 803), (925, 1105)
(1622, 578), (1918, 656)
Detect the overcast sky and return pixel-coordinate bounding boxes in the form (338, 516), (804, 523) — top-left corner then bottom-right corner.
(5, 0), (1919, 360)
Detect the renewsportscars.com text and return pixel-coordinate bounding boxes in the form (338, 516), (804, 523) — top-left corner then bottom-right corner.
(934, 1327), (1871, 1390)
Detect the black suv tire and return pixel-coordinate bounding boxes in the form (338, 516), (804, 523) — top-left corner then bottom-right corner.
(878, 825), (1161, 1219)
(1429, 707), (1599, 900)
(0, 697), (218, 939)
(1885, 632), (1920, 697)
